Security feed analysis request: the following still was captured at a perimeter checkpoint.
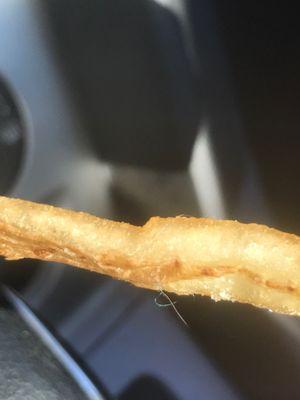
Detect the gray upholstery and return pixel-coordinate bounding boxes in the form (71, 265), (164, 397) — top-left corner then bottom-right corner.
(0, 309), (86, 400)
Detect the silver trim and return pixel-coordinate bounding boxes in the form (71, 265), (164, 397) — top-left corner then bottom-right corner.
(3, 287), (106, 400)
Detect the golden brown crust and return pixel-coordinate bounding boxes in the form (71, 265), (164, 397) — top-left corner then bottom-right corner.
(1, 195), (300, 315)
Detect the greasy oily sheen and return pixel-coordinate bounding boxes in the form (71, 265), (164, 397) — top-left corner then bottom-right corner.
(0, 196), (300, 315)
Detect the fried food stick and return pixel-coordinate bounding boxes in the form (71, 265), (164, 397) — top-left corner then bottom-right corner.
(0, 196), (300, 315)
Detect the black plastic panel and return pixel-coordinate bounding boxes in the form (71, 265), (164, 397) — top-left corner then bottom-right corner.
(0, 77), (25, 194)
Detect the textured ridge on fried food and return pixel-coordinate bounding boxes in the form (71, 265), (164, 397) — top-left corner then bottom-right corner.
(0, 195), (300, 315)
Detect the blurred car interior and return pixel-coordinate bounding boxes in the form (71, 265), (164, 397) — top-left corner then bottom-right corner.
(0, 1), (300, 399)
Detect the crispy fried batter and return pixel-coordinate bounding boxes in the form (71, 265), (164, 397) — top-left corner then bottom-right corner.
(1, 196), (300, 315)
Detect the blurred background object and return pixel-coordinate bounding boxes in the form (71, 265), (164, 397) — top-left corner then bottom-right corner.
(0, 1), (300, 399)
